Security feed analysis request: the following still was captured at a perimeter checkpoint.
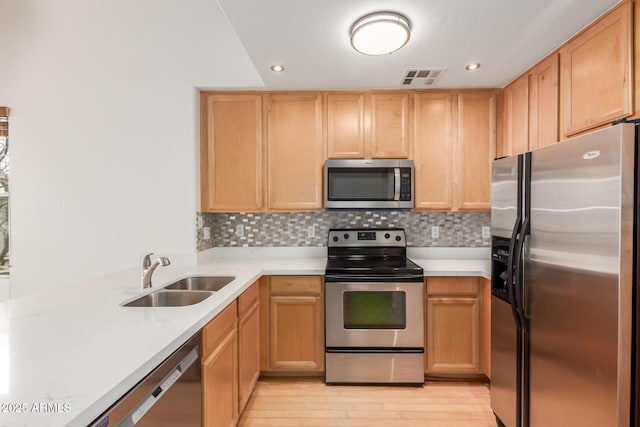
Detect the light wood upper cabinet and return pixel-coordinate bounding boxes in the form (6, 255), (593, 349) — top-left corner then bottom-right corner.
(501, 54), (559, 157)
(414, 91), (495, 211)
(560, 2), (632, 137)
(369, 93), (411, 158)
(413, 92), (455, 210)
(528, 53), (559, 150)
(326, 92), (411, 159)
(200, 94), (263, 212)
(267, 94), (325, 210)
(200, 89), (495, 213)
(502, 74), (529, 157)
(456, 91), (496, 211)
(267, 276), (324, 372)
(326, 93), (366, 158)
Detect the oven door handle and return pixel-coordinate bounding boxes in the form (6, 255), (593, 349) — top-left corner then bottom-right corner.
(394, 168), (401, 201)
(326, 347), (424, 353)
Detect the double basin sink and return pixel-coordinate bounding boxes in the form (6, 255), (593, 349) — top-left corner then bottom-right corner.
(123, 276), (235, 307)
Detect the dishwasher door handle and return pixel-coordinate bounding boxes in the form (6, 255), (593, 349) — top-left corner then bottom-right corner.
(121, 346), (199, 426)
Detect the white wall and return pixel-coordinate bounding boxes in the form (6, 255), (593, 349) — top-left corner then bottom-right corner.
(0, 0), (263, 297)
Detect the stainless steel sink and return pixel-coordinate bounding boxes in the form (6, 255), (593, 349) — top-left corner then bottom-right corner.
(123, 290), (213, 307)
(164, 276), (235, 292)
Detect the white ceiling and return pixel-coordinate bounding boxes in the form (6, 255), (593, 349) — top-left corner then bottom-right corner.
(216, 0), (620, 90)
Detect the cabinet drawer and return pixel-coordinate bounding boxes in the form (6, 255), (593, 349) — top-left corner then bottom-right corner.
(270, 276), (322, 296)
(238, 281), (260, 318)
(426, 277), (480, 296)
(202, 300), (237, 359)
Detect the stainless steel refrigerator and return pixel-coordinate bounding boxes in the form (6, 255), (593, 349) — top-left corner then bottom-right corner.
(490, 122), (638, 427)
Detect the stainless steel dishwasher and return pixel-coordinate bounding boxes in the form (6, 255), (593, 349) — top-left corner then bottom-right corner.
(90, 332), (201, 427)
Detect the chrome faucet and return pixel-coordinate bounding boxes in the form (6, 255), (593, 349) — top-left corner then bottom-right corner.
(141, 253), (171, 290)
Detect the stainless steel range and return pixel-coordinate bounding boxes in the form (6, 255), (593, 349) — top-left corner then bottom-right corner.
(324, 228), (424, 385)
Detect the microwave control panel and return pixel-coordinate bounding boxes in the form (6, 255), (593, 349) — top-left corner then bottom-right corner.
(400, 168), (412, 201)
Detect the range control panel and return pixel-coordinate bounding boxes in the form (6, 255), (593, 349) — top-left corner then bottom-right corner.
(328, 229), (406, 247)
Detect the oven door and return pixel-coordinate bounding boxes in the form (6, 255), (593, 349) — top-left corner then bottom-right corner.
(325, 281), (424, 349)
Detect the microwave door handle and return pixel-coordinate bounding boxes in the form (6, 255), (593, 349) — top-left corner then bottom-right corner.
(394, 168), (401, 201)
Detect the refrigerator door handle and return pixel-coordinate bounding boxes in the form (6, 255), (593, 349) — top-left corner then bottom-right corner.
(514, 216), (530, 331)
(507, 217), (523, 328)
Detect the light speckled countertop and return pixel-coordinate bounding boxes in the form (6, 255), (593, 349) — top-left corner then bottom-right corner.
(0, 247), (489, 427)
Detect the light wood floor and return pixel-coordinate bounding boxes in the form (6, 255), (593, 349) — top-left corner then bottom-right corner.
(238, 378), (498, 427)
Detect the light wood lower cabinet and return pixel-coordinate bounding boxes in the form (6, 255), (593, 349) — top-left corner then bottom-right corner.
(481, 277), (491, 379)
(202, 301), (238, 427)
(237, 282), (260, 413)
(424, 277), (489, 377)
(261, 276), (324, 372)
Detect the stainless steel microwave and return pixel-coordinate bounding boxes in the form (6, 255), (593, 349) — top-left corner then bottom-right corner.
(324, 159), (414, 209)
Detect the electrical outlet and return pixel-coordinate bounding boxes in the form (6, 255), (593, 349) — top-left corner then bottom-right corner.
(431, 226), (440, 239)
(482, 226), (491, 239)
(203, 226), (211, 240)
(236, 224), (244, 237)
(308, 225), (316, 238)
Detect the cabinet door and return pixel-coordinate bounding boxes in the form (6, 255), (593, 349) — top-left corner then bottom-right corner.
(238, 284), (260, 412)
(456, 91), (496, 211)
(426, 296), (480, 374)
(200, 94), (263, 212)
(369, 93), (411, 158)
(560, 2), (632, 136)
(529, 53), (559, 150)
(268, 276), (324, 371)
(203, 328), (238, 427)
(413, 92), (455, 210)
(267, 94), (324, 210)
(326, 93), (365, 158)
(481, 277), (491, 379)
(425, 277), (483, 376)
(502, 75), (529, 156)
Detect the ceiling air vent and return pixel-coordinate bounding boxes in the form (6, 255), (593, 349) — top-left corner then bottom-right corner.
(401, 69), (444, 87)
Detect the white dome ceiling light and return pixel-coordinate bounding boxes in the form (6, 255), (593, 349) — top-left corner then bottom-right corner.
(350, 11), (412, 56)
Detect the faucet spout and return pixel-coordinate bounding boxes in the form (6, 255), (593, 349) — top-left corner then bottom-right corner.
(141, 254), (171, 290)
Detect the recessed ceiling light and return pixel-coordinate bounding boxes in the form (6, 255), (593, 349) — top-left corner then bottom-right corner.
(350, 11), (411, 56)
(465, 63), (481, 71)
(271, 65), (285, 72)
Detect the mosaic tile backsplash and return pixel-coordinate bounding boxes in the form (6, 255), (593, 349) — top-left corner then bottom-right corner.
(196, 211), (490, 251)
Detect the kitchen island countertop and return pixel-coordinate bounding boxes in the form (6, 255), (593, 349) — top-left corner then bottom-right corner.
(0, 247), (489, 427)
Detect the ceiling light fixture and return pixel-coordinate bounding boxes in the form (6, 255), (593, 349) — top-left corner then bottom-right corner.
(465, 63), (481, 71)
(350, 11), (411, 56)
(271, 65), (285, 72)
